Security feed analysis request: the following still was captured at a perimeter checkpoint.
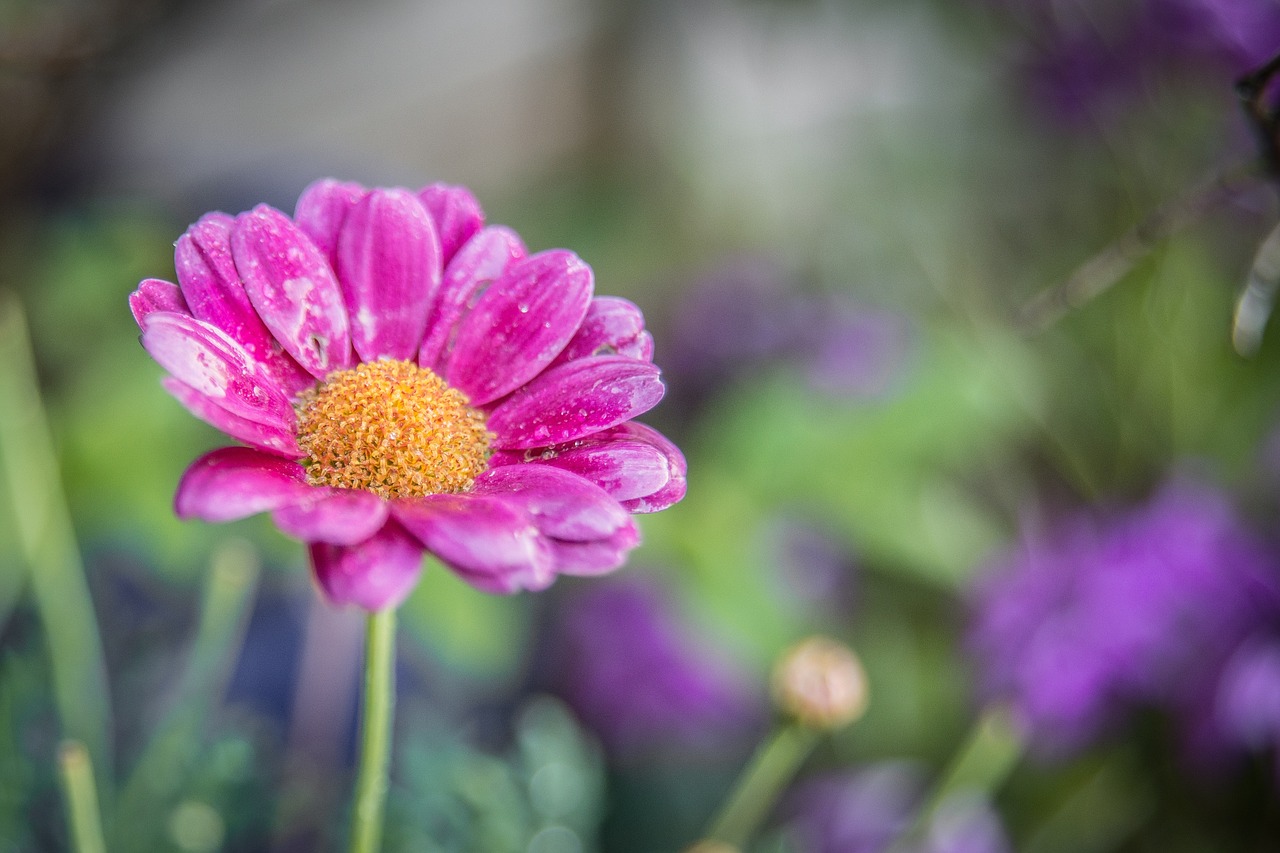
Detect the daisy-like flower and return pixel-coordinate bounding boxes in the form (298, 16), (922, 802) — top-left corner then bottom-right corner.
(130, 179), (686, 610)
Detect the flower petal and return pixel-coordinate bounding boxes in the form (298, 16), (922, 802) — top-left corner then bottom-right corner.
(418, 225), (525, 372)
(551, 296), (654, 366)
(547, 521), (641, 576)
(446, 249), (593, 406)
(393, 494), (553, 593)
(491, 439), (670, 503)
(272, 488), (390, 545)
(233, 204), (353, 378)
(141, 311), (295, 429)
(335, 188), (440, 362)
(130, 278), (189, 325)
(309, 519), (423, 610)
(175, 446), (312, 522)
(487, 356), (665, 450)
(418, 182), (484, 266)
(176, 212), (314, 396)
(474, 463), (629, 541)
(162, 378), (303, 458)
(294, 178), (367, 261)
(609, 422), (688, 513)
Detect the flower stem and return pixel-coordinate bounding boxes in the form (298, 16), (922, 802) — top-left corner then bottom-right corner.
(112, 542), (259, 850)
(1016, 158), (1260, 333)
(0, 293), (113, 798)
(705, 721), (819, 847)
(349, 607), (397, 853)
(887, 704), (1026, 852)
(58, 740), (106, 853)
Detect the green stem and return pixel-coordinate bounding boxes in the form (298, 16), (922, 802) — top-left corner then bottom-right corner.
(1016, 158), (1260, 332)
(349, 607), (397, 853)
(888, 705), (1026, 852)
(58, 740), (107, 853)
(0, 293), (113, 798)
(706, 721), (819, 847)
(111, 541), (259, 849)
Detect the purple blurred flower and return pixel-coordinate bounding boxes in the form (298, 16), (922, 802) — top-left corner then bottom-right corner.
(553, 575), (764, 758)
(983, 0), (1280, 125)
(1215, 635), (1280, 752)
(785, 765), (1010, 853)
(664, 256), (911, 414)
(969, 480), (1280, 755)
(131, 179), (685, 610)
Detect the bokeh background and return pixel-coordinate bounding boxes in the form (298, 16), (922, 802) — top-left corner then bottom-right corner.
(7, 0), (1280, 850)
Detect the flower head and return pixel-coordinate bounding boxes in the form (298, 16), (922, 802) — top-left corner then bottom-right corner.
(969, 479), (1280, 754)
(131, 180), (685, 610)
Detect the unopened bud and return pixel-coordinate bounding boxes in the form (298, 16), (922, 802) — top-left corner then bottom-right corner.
(772, 635), (868, 730)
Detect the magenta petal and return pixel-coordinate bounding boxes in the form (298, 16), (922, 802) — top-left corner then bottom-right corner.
(474, 463), (629, 541)
(176, 212), (314, 396)
(613, 422), (687, 513)
(547, 521), (641, 576)
(272, 489), (390, 545)
(175, 446), (312, 522)
(295, 178), (368, 261)
(418, 225), (526, 372)
(446, 250), (593, 406)
(162, 378), (303, 458)
(176, 213), (268, 352)
(310, 519), (424, 610)
(336, 188), (440, 362)
(233, 204), (352, 379)
(130, 278), (189, 325)
(551, 297), (653, 366)
(493, 440), (670, 503)
(488, 356), (665, 450)
(418, 182), (484, 266)
(141, 312), (295, 429)
(393, 494), (553, 593)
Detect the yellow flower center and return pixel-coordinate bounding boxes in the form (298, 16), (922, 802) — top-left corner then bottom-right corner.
(295, 360), (491, 499)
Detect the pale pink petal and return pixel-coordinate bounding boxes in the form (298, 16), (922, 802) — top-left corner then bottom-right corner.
(393, 494), (553, 593)
(487, 356), (665, 450)
(418, 182), (484, 266)
(141, 312), (295, 429)
(473, 463), (629, 541)
(162, 378), (303, 458)
(309, 519), (424, 610)
(175, 446), (313, 522)
(547, 521), (641, 576)
(445, 250), (593, 405)
(336, 188), (440, 362)
(418, 225), (525, 372)
(550, 297), (654, 366)
(294, 178), (367, 261)
(176, 212), (314, 396)
(130, 278), (189, 325)
(272, 489), (390, 545)
(233, 204), (353, 379)
(490, 439), (670, 503)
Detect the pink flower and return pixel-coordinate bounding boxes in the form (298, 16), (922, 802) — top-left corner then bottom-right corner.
(131, 180), (685, 610)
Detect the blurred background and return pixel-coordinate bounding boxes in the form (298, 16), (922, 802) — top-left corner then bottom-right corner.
(6, 0), (1280, 850)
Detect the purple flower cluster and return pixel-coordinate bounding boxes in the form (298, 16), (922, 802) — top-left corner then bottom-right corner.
(981, 0), (1280, 124)
(663, 257), (910, 415)
(785, 765), (1011, 853)
(969, 480), (1280, 756)
(552, 575), (764, 759)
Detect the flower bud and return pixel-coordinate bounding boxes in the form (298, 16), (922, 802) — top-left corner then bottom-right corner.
(772, 635), (868, 730)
